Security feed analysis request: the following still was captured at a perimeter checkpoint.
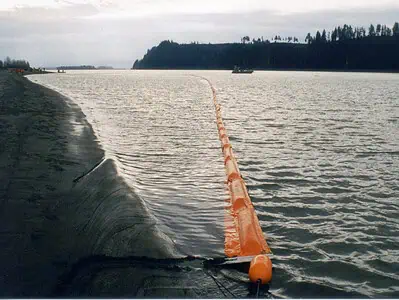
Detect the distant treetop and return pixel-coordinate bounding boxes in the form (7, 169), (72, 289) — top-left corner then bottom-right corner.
(0, 56), (30, 69)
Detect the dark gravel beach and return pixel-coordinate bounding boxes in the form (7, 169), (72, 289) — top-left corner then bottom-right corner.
(0, 72), (181, 297)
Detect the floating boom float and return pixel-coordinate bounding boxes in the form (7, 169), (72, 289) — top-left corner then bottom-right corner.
(204, 78), (273, 284)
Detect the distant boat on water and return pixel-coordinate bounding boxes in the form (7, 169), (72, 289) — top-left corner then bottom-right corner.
(232, 66), (253, 74)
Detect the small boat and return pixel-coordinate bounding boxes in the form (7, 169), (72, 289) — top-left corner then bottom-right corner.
(232, 66), (253, 74)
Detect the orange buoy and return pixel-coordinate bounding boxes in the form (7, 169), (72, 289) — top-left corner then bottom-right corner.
(248, 255), (272, 284)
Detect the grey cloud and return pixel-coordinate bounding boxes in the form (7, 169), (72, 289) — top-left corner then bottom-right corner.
(0, 3), (99, 39)
(0, 3), (398, 68)
(168, 8), (399, 39)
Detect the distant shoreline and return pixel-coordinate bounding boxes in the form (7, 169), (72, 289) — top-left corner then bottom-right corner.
(12, 67), (398, 75)
(130, 67), (399, 74)
(133, 37), (399, 72)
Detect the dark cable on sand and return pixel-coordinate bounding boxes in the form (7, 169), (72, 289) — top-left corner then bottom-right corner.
(206, 270), (237, 298)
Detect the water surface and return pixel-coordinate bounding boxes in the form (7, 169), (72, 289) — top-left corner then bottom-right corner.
(29, 70), (399, 297)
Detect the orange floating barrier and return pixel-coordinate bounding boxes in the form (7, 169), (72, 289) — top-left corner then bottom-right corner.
(236, 208), (268, 256)
(223, 147), (234, 164)
(217, 124), (225, 133)
(224, 212), (241, 257)
(221, 135), (230, 147)
(236, 209), (263, 255)
(197, 74), (272, 283)
(222, 143), (232, 157)
(199, 75), (273, 284)
(229, 178), (250, 211)
(205, 78), (271, 260)
(225, 156), (241, 182)
(219, 127), (227, 139)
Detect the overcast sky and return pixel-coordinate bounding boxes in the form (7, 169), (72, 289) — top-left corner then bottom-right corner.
(0, 0), (398, 68)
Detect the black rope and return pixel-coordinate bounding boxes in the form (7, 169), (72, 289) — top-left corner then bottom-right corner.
(255, 279), (261, 299)
(206, 270), (237, 298)
(207, 271), (228, 298)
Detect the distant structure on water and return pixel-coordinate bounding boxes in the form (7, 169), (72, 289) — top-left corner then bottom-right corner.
(57, 65), (96, 70)
(55, 65), (114, 71)
(97, 66), (114, 70)
(232, 66), (254, 74)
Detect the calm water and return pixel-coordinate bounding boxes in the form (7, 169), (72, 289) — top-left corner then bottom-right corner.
(29, 70), (399, 297)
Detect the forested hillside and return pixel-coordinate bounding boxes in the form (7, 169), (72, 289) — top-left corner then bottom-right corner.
(133, 22), (399, 71)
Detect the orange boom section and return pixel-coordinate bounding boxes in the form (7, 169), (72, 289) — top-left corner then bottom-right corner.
(206, 78), (271, 258)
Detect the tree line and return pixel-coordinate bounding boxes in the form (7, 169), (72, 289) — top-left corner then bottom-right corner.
(0, 57), (30, 69)
(239, 35), (299, 44)
(133, 21), (399, 71)
(306, 22), (399, 44)
(57, 65), (96, 70)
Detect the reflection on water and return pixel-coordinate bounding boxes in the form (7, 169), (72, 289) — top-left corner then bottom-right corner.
(29, 70), (399, 297)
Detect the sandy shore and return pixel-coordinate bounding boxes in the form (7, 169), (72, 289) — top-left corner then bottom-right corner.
(0, 71), (178, 297)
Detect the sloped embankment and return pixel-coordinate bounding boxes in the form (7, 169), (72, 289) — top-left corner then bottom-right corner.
(0, 72), (178, 297)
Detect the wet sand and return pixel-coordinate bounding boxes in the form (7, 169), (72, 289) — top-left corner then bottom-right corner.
(0, 71), (178, 297)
